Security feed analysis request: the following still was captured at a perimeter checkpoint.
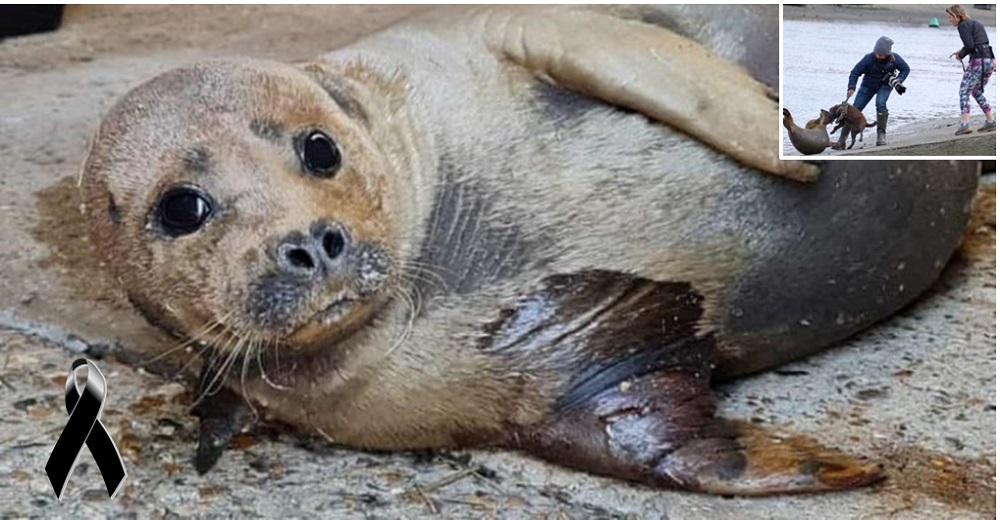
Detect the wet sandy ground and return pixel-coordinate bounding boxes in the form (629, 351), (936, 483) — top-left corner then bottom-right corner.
(832, 118), (996, 157)
(787, 117), (997, 157)
(0, 6), (995, 519)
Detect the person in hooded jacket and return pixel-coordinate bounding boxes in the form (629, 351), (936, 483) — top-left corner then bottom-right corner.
(834, 36), (910, 149)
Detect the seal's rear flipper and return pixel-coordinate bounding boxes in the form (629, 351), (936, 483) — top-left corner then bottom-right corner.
(479, 7), (818, 183)
(516, 370), (883, 495)
(782, 108), (795, 131)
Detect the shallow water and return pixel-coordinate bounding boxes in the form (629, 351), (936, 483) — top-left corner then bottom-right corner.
(782, 19), (997, 155)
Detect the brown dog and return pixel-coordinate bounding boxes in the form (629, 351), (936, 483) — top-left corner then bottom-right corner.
(829, 101), (876, 150)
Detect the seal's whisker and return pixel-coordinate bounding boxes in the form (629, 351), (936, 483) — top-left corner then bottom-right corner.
(141, 315), (226, 367)
(219, 331), (247, 381)
(399, 264), (448, 286)
(398, 273), (446, 299)
(152, 311), (233, 381)
(398, 263), (450, 295)
(195, 328), (246, 405)
(259, 335), (292, 391)
(239, 333), (262, 419)
(399, 258), (454, 276)
(166, 341), (213, 383)
(191, 331), (225, 386)
(254, 334), (267, 387)
(239, 337), (252, 403)
(197, 317), (238, 380)
(382, 286), (417, 361)
(160, 309), (240, 382)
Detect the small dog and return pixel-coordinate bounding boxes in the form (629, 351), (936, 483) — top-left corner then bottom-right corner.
(828, 101), (876, 150)
(806, 109), (833, 130)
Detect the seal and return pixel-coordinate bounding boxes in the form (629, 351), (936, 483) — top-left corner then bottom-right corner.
(783, 107), (834, 155)
(79, 5), (980, 495)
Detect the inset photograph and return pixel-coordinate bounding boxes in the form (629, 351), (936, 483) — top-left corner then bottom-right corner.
(782, 4), (996, 157)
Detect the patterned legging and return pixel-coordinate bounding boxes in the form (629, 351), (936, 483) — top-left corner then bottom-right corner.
(960, 58), (995, 114)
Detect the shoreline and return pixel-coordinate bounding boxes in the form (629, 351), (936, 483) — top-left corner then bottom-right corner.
(783, 4), (996, 28)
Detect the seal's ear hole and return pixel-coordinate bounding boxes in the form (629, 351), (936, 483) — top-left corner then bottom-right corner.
(156, 186), (214, 237)
(296, 130), (342, 179)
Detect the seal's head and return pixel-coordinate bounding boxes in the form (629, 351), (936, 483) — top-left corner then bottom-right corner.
(80, 59), (399, 353)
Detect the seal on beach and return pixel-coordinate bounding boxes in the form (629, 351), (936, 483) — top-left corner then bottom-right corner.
(79, 5), (980, 495)
(783, 108), (834, 155)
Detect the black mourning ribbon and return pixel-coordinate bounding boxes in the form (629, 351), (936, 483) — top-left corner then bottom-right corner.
(45, 359), (128, 501)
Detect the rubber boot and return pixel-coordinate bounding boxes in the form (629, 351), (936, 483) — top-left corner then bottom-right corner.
(831, 126), (850, 150)
(876, 111), (888, 146)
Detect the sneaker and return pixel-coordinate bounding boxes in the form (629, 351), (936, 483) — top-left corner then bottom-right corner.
(978, 120), (996, 133)
(955, 122), (972, 135)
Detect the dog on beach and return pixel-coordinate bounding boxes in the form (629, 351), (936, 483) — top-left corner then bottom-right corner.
(829, 101), (877, 150)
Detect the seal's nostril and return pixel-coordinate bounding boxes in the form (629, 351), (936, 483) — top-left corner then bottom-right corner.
(284, 246), (316, 271)
(321, 228), (346, 261)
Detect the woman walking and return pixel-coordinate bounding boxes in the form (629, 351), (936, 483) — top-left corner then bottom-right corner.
(947, 5), (995, 134)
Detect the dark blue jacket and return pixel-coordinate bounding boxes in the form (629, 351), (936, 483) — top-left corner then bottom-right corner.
(848, 53), (910, 91)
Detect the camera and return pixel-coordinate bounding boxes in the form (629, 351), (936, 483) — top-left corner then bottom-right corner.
(883, 72), (906, 95)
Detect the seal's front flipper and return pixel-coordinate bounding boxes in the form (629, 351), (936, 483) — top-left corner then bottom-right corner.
(190, 368), (251, 475)
(478, 7), (818, 183)
(485, 270), (879, 494)
(518, 369), (882, 495)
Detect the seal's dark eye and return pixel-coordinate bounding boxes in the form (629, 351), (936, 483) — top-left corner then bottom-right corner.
(157, 187), (213, 236)
(298, 130), (341, 178)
